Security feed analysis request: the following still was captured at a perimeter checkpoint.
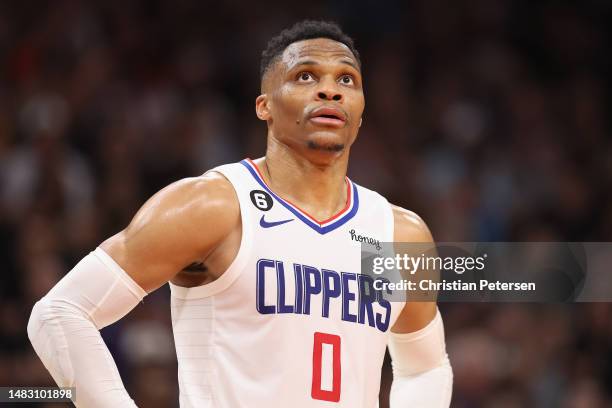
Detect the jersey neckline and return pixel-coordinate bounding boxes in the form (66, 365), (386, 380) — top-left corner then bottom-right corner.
(240, 158), (359, 235)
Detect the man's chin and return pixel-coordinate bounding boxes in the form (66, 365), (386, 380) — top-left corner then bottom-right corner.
(307, 140), (345, 152)
(305, 132), (347, 153)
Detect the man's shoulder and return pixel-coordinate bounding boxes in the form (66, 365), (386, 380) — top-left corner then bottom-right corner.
(133, 171), (240, 231)
(170, 171), (237, 204)
(390, 204), (433, 243)
(349, 183), (430, 240)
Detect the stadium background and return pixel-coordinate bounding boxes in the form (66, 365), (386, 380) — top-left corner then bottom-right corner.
(1, 0), (611, 406)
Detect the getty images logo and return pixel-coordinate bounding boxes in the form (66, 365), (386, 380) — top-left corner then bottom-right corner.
(349, 229), (382, 251)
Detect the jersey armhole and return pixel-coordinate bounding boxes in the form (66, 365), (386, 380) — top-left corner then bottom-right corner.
(169, 168), (253, 299)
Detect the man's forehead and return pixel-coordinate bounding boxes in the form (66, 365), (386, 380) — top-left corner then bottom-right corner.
(281, 38), (357, 68)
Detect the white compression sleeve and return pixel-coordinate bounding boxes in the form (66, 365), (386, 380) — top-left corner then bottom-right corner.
(27, 248), (147, 407)
(388, 309), (453, 407)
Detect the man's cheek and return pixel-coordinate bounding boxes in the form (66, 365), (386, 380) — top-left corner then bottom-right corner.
(277, 91), (303, 115)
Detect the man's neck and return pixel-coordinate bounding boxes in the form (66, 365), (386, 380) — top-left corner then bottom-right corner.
(257, 138), (350, 222)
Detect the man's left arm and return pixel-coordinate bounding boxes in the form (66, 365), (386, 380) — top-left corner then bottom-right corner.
(388, 206), (453, 407)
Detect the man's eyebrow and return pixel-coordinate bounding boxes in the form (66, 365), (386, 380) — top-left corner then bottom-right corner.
(340, 59), (360, 71)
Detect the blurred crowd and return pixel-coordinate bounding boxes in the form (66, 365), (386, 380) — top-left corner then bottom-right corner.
(1, 0), (611, 406)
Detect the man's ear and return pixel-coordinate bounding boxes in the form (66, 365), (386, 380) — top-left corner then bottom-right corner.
(255, 94), (271, 121)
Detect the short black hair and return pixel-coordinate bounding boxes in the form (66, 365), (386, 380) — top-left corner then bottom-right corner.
(260, 20), (361, 79)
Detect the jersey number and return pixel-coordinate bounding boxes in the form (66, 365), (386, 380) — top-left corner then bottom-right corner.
(311, 332), (341, 402)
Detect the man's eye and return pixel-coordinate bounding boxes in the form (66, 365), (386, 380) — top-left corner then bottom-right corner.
(339, 75), (354, 85)
(297, 72), (314, 82)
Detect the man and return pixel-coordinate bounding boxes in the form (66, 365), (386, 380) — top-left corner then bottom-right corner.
(28, 20), (452, 407)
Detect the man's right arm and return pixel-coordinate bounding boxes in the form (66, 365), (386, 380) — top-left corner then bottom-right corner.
(27, 172), (239, 407)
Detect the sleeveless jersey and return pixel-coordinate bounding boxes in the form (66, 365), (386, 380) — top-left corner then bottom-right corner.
(169, 159), (404, 407)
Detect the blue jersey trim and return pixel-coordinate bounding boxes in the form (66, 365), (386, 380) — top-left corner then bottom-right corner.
(240, 160), (359, 235)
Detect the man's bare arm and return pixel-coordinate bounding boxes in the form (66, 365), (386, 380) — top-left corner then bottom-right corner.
(388, 205), (453, 407)
(100, 172), (240, 292)
(27, 172), (239, 407)
(390, 205), (437, 333)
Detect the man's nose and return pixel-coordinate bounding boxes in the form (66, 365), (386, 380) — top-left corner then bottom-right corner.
(316, 80), (343, 102)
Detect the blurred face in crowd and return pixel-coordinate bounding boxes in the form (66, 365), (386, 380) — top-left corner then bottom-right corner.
(257, 38), (365, 162)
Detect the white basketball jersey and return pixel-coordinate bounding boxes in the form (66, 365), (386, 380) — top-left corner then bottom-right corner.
(170, 159), (404, 407)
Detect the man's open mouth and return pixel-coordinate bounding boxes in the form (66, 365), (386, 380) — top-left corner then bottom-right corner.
(308, 106), (347, 128)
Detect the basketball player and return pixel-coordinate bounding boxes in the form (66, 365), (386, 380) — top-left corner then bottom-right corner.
(28, 21), (452, 407)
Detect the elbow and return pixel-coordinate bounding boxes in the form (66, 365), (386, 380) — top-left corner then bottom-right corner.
(27, 298), (48, 344)
(28, 297), (93, 345)
(27, 297), (84, 387)
(27, 298), (55, 377)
